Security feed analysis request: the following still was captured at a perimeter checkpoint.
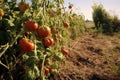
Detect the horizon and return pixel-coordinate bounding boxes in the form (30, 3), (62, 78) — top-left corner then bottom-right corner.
(64, 0), (120, 21)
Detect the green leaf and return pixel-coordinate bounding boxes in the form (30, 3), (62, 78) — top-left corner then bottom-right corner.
(24, 69), (35, 80)
(33, 65), (40, 78)
(54, 53), (64, 61)
(25, 56), (38, 68)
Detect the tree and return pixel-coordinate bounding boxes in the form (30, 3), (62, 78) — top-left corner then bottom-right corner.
(92, 3), (113, 33)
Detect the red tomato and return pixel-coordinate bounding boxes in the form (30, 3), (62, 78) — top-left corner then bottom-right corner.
(24, 32), (30, 36)
(51, 27), (56, 33)
(19, 38), (35, 52)
(37, 27), (51, 38)
(25, 20), (38, 31)
(61, 48), (69, 56)
(63, 22), (69, 28)
(43, 37), (54, 47)
(44, 67), (50, 75)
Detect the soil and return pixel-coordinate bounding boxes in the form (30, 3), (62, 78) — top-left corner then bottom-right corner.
(49, 31), (120, 80)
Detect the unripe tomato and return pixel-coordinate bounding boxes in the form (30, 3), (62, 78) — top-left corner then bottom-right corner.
(37, 26), (51, 38)
(25, 20), (38, 31)
(63, 22), (69, 28)
(57, 8), (62, 15)
(56, 34), (62, 39)
(44, 67), (50, 75)
(61, 48), (69, 56)
(43, 37), (54, 47)
(0, 8), (4, 17)
(18, 1), (30, 12)
(19, 38), (35, 52)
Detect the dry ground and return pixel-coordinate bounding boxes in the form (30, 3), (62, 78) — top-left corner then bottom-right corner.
(49, 30), (120, 80)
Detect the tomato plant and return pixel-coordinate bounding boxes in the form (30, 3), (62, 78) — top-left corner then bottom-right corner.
(0, 0), (85, 80)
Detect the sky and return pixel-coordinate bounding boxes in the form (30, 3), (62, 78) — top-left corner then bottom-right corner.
(64, 0), (120, 20)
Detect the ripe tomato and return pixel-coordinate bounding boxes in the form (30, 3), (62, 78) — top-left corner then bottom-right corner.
(25, 20), (38, 31)
(18, 1), (30, 12)
(0, 8), (4, 17)
(43, 37), (54, 47)
(44, 67), (50, 75)
(19, 38), (35, 52)
(51, 27), (56, 33)
(68, 4), (73, 9)
(61, 48), (69, 56)
(63, 22), (69, 28)
(37, 26), (51, 38)
(24, 32), (30, 36)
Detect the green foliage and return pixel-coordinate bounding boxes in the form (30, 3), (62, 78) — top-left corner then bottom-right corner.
(69, 13), (85, 39)
(92, 3), (120, 33)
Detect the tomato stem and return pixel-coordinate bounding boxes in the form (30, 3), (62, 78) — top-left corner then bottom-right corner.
(0, 30), (23, 58)
(40, 53), (47, 80)
(0, 61), (9, 69)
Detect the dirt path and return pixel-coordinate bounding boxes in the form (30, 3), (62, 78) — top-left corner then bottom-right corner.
(50, 32), (120, 80)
